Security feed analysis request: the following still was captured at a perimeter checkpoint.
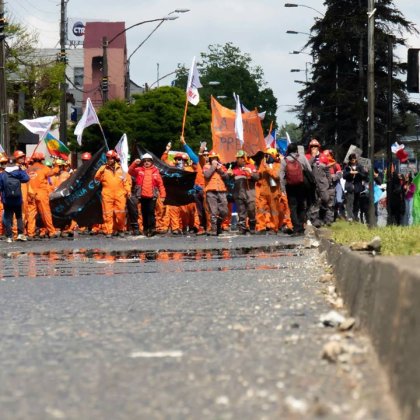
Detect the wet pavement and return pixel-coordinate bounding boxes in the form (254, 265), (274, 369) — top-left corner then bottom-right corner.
(0, 232), (397, 419)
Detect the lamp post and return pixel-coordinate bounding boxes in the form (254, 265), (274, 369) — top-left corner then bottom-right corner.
(102, 17), (178, 104)
(286, 30), (311, 36)
(289, 50), (311, 56)
(125, 9), (189, 101)
(367, 0), (376, 228)
(284, 3), (325, 17)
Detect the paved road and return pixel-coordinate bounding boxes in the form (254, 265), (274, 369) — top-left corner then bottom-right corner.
(0, 232), (397, 419)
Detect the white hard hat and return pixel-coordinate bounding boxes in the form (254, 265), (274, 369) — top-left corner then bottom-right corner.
(141, 153), (153, 160)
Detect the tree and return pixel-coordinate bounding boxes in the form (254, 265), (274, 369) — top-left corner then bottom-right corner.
(297, 0), (420, 160)
(173, 43), (277, 132)
(5, 19), (64, 149)
(278, 122), (302, 143)
(74, 87), (211, 156)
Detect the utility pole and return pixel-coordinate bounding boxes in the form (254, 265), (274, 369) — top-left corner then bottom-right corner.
(386, 36), (393, 225)
(59, 0), (68, 144)
(102, 36), (109, 103)
(367, 0), (376, 228)
(0, 0), (9, 154)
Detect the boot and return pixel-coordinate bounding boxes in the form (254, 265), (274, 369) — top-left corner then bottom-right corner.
(249, 220), (256, 235)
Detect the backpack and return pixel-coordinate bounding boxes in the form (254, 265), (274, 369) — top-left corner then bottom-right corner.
(3, 173), (22, 199)
(285, 156), (304, 185)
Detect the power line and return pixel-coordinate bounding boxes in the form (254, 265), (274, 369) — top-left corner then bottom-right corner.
(20, 0), (58, 16)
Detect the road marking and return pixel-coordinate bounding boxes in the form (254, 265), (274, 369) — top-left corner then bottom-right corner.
(130, 351), (183, 358)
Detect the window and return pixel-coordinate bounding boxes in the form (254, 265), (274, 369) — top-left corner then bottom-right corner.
(74, 67), (84, 87)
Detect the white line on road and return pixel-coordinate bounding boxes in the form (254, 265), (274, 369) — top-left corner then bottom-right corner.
(130, 351), (184, 358)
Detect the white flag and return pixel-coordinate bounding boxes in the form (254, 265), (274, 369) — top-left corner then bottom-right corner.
(186, 56), (202, 106)
(20, 116), (56, 138)
(115, 133), (129, 173)
(234, 93), (244, 146)
(241, 103), (266, 120)
(74, 98), (100, 145)
(285, 131), (291, 144)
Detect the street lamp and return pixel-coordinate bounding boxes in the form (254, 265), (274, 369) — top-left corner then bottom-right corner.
(102, 17), (179, 103)
(286, 30), (310, 35)
(125, 9), (190, 101)
(284, 3), (325, 17)
(290, 50), (311, 56)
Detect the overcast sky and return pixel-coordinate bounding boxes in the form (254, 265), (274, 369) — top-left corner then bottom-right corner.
(8, 0), (420, 126)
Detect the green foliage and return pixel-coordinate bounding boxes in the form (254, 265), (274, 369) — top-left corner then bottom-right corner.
(331, 220), (420, 256)
(278, 122), (303, 143)
(297, 0), (420, 158)
(173, 43), (277, 132)
(5, 18), (64, 148)
(76, 87), (211, 156)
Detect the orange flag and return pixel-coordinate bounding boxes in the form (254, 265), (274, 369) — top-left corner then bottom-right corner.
(211, 96), (266, 162)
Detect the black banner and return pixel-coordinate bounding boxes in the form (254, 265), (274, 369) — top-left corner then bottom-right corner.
(136, 145), (197, 206)
(50, 147), (106, 227)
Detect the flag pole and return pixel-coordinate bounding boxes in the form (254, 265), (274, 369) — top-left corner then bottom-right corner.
(268, 120), (273, 135)
(181, 95), (189, 138)
(30, 122), (55, 159)
(98, 123), (109, 150)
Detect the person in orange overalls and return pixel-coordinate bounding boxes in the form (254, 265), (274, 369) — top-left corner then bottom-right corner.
(203, 151), (229, 236)
(255, 148), (282, 234)
(227, 150), (259, 234)
(175, 152), (201, 234)
(161, 143), (182, 234)
(95, 150), (131, 238)
(26, 152), (60, 239)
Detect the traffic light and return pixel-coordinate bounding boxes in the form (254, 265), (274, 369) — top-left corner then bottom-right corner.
(407, 48), (420, 93)
(0, 13), (7, 41)
(101, 77), (109, 92)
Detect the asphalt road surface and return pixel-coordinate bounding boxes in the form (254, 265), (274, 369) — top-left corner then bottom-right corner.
(0, 232), (398, 419)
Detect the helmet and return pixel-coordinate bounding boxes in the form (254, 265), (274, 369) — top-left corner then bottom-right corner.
(309, 139), (321, 148)
(141, 153), (153, 161)
(236, 150), (246, 158)
(32, 152), (45, 161)
(181, 153), (189, 161)
(265, 148), (278, 158)
(45, 160), (53, 167)
(13, 150), (25, 159)
(81, 152), (92, 161)
(174, 152), (184, 160)
(208, 151), (219, 159)
(0, 155), (8, 164)
(55, 159), (66, 166)
(105, 150), (118, 159)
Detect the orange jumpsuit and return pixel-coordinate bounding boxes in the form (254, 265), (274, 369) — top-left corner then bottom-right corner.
(27, 162), (60, 237)
(255, 160), (282, 232)
(94, 163), (131, 235)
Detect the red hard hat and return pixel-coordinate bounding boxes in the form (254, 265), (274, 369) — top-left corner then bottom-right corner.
(81, 152), (92, 161)
(32, 152), (45, 161)
(174, 152), (184, 160)
(13, 150), (26, 159)
(309, 139), (321, 147)
(106, 150), (118, 159)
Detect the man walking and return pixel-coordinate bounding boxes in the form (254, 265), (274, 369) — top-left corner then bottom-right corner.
(0, 155), (30, 242)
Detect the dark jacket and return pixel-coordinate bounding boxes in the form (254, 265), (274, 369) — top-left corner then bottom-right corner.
(0, 166), (30, 206)
(343, 163), (368, 194)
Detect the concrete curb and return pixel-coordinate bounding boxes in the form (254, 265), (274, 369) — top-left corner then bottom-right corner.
(319, 236), (420, 420)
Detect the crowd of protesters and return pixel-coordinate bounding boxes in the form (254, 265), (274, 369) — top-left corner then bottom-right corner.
(0, 137), (417, 242)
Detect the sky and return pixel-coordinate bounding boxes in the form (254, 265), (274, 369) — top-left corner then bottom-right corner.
(7, 0), (420, 126)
